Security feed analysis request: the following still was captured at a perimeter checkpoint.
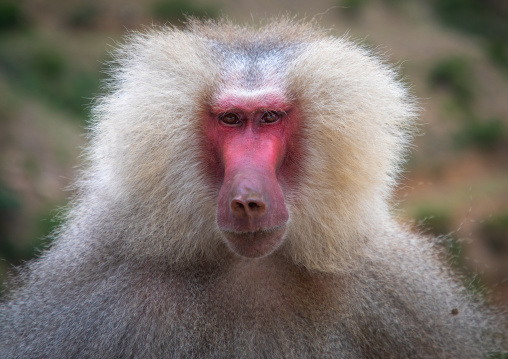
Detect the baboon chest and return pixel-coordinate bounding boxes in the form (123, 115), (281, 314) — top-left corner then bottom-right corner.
(140, 263), (363, 358)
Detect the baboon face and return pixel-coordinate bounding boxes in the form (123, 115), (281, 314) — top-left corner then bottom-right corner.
(205, 88), (299, 258)
(96, 22), (414, 270)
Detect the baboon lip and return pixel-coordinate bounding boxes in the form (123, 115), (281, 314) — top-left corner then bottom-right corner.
(220, 225), (287, 258)
(223, 224), (285, 236)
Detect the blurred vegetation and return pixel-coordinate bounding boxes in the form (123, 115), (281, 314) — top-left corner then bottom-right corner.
(480, 213), (508, 258)
(152, 0), (220, 22)
(428, 56), (508, 151)
(0, 35), (101, 122)
(428, 57), (474, 107)
(0, 207), (57, 266)
(342, 0), (508, 74)
(430, 0), (508, 41)
(0, 0), (29, 31)
(0, 182), (21, 238)
(0, 1), (99, 286)
(0, 182), (21, 291)
(486, 41), (508, 75)
(455, 117), (506, 152)
(430, 0), (508, 74)
(415, 206), (453, 237)
(339, 0), (368, 16)
(488, 352), (508, 359)
(67, 3), (100, 29)
(0, 202), (62, 292)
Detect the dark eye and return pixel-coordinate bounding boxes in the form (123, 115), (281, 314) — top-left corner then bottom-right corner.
(261, 111), (282, 124)
(220, 113), (241, 126)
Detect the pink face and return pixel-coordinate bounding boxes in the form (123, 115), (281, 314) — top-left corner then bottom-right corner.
(204, 88), (299, 258)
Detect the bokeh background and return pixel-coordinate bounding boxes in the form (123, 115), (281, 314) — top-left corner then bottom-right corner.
(0, 0), (507, 304)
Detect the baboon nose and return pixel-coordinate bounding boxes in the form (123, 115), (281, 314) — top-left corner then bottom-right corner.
(231, 197), (267, 219)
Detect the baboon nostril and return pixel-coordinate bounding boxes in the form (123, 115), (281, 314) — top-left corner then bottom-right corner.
(233, 201), (244, 211)
(231, 198), (267, 219)
(248, 201), (266, 214)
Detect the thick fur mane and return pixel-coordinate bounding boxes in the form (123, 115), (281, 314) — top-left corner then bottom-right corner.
(68, 19), (419, 271)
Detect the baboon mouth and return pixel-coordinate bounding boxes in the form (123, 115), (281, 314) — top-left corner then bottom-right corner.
(220, 225), (286, 258)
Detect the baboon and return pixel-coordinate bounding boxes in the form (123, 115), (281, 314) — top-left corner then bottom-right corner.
(0, 19), (505, 358)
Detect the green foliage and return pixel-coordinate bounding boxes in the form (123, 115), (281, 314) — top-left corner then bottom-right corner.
(428, 57), (474, 106)
(415, 206), (453, 237)
(487, 351), (508, 359)
(430, 0), (508, 42)
(31, 48), (66, 79)
(0, 82), (17, 121)
(0, 182), (20, 213)
(0, 182), (21, 262)
(487, 41), (508, 74)
(0, 200), (61, 266)
(430, 0), (508, 74)
(454, 117), (506, 151)
(428, 57), (507, 152)
(0, 36), (100, 121)
(31, 209), (63, 250)
(152, 0), (219, 22)
(339, 0), (368, 16)
(381, 0), (403, 6)
(0, 0), (27, 32)
(66, 3), (100, 29)
(480, 213), (508, 258)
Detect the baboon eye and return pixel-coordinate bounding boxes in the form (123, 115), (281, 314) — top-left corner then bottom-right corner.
(220, 113), (241, 126)
(261, 111), (282, 124)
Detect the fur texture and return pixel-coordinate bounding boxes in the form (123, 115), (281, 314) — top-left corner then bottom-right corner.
(0, 19), (505, 358)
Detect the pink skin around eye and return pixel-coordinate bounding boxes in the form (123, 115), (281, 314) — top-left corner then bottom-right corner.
(205, 90), (300, 258)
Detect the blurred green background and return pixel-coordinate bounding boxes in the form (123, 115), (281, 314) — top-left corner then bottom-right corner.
(0, 0), (507, 304)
